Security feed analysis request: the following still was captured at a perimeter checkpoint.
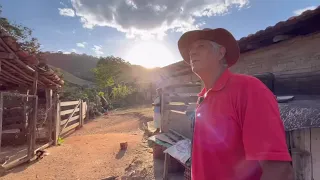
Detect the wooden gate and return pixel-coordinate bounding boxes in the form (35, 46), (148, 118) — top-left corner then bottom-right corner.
(54, 100), (87, 143)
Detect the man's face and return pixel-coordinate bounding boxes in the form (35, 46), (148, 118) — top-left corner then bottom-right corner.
(189, 40), (225, 74)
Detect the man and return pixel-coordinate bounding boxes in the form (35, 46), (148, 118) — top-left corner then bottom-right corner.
(178, 28), (293, 180)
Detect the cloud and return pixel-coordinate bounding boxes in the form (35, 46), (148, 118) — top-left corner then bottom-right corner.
(92, 45), (104, 56)
(76, 42), (87, 48)
(58, 8), (75, 17)
(70, 0), (249, 39)
(293, 6), (316, 15)
(71, 48), (77, 53)
(60, 2), (67, 7)
(57, 49), (71, 54)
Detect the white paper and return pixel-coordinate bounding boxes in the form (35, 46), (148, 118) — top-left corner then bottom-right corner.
(164, 139), (191, 164)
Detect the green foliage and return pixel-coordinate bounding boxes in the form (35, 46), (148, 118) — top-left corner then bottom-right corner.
(92, 56), (132, 89)
(58, 137), (64, 146)
(111, 84), (135, 100)
(0, 5), (40, 54)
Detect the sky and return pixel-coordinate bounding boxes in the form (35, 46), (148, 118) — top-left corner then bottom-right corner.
(0, 0), (319, 68)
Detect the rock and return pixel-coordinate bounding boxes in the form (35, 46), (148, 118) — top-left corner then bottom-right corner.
(120, 142), (128, 150)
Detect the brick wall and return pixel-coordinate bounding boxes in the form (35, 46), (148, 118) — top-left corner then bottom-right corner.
(231, 32), (320, 75)
(161, 32), (320, 94)
(232, 32), (320, 95)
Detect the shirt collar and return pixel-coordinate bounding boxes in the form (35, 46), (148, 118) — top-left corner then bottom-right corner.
(198, 69), (232, 97)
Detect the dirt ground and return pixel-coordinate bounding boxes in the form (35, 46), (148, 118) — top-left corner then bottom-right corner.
(1, 106), (175, 180)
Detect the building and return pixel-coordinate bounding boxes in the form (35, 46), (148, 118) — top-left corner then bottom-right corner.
(156, 6), (320, 180)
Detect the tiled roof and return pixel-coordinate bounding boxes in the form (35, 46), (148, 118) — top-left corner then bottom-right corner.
(161, 5), (320, 75)
(0, 28), (64, 89)
(238, 5), (320, 52)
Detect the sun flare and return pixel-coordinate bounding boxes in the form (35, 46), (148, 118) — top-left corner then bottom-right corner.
(125, 41), (176, 68)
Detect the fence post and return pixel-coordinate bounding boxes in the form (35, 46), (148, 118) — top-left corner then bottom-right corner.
(53, 97), (60, 146)
(46, 89), (53, 142)
(79, 99), (83, 128)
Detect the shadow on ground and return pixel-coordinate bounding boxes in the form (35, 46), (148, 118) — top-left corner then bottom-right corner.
(116, 112), (153, 132)
(115, 149), (127, 159)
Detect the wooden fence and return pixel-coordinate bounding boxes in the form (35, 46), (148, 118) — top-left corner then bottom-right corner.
(54, 100), (87, 144)
(160, 83), (201, 139)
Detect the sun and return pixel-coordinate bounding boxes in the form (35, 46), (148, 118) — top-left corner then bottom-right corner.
(125, 41), (176, 68)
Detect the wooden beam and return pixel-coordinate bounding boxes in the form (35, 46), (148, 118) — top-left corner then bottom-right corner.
(0, 93), (3, 152)
(1, 69), (29, 85)
(1, 60), (39, 83)
(27, 96), (38, 158)
(60, 115), (79, 125)
(163, 153), (170, 180)
(31, 72), (38, 96)
(46, 89), (53, 142)
(60, 108), (80, 116)
(60, 100), (80, 107)
(60, 122), (80, 135)
(79, 100), (83, 128)
(0, 38), (35, 73)
(53, 95), (60, 146)
(0, 52), (15, 60)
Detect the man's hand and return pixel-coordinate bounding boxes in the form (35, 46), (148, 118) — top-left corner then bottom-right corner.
(260, 161), (294, 180)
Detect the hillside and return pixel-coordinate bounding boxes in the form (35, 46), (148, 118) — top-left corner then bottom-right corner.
(48, 65), (95, 87)
(46, 52), (98, 81)
(45, 52), (161, 84)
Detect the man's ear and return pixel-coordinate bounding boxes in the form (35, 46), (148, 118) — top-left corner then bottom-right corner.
(220, 46), (226, 58)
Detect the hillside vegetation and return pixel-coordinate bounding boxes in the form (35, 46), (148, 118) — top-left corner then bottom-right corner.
(45, 52), (160, 84)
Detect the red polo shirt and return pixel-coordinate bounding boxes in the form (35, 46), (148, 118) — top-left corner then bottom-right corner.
(191, 69), (291, 180)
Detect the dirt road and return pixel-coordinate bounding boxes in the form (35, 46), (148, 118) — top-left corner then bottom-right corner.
(1, 106), (165, 180)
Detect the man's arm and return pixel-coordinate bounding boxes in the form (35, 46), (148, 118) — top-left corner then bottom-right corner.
(240, 77), (293, 180)
(260, 161), (294, 180)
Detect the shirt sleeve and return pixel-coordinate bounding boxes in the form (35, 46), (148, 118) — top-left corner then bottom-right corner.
(241, 77), (292, 161)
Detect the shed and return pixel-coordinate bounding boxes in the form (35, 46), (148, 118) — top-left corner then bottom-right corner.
(0, 27), (64, 171)
(156, 5), (320, 180)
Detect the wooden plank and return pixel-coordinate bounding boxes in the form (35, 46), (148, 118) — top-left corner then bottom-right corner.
(31, 96), (38, 156)
(60, 108), (80, 116)
(82, 101), (87, 120)
(167, 110), (192, 139)
(164, 104), (188, 111)
(31, 72), (38, 95)
(53, 98), (60, 146)
(2, 123), (24, 130)
(163, 153), (170, 180)
(160, 94), (166, 132)
(291, 129), (312, 180)
(60, 115), (80, 126)
(79, 100), (83, 128)
(61, 122), (80, 135)
(60, 100), (80, 107)
(164, 83), (201, 89)
(168, 96), (198, 103)
(0, 92), (36, 98)
(46, 89), (53, 142)
(311, 128), (320, 179)
(0, 93), (3, 152)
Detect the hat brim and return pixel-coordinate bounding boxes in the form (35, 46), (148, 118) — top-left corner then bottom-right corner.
(178, 28), (240, 67)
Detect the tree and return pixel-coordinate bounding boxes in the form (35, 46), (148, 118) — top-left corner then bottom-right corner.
(0, 5), (40, 54)
(92, 56), (132, 90)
